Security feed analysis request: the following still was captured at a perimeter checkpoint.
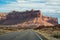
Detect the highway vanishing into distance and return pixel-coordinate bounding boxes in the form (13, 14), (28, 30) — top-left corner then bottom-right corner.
(0, 29), (47, 40)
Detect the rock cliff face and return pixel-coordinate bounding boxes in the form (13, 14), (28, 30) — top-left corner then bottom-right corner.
(0, 10), (58, 26)
(0, 13), (6, 24)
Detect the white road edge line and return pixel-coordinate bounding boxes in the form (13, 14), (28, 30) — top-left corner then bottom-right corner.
(34, 32), (43, 40)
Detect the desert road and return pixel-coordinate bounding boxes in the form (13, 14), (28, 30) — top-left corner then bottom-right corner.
(0, 29), (47, 40)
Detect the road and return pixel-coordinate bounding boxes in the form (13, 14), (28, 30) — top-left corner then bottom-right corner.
(0, 29), (47, 40)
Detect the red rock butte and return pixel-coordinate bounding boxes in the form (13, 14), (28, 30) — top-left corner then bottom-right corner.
(0, 10), (58, 27)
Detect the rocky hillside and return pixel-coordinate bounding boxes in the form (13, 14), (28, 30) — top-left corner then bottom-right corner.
(0, 10), (58, 26)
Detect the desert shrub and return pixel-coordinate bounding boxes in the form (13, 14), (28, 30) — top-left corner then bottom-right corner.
(0, 30), (6, 35)
(52, 34), (60, 39)
(51, 32), (60, 39)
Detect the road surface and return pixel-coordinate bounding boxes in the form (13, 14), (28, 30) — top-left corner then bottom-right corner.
(0, 29), (47, 40)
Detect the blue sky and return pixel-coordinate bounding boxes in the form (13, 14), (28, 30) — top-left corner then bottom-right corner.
(0, 0), (60, 24)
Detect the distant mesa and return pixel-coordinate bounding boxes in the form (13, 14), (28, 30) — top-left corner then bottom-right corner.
(0, 10), (58, 27)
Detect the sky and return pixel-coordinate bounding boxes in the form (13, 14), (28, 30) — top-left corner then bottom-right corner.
(0, 0), (60, 24)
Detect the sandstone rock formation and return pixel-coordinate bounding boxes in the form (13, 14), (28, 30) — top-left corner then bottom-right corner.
(0, 13), (7, 24)
(0, 10), (58, 27)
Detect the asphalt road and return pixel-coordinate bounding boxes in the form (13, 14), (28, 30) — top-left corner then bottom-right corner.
(0, 29), (47, 40)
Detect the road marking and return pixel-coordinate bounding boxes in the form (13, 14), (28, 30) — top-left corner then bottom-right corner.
(32, 30), (43, 40)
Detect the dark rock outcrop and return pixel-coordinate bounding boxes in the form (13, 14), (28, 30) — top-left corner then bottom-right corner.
(0, 10), (58, 26)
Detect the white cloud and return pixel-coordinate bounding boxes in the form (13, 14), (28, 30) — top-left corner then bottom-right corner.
(0, 0), (60, 13)
(17, 0), (27, 3)
(29, 0), (45, 2)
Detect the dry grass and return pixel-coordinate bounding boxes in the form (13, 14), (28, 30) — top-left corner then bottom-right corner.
(0, 28), (25, 35)
(0, 29), (11, 35)
(35, 28), (60, 40)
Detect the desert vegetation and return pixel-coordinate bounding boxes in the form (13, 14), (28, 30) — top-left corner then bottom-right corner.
(0, 25), (24, 35)
(34, 25), (60, 40)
